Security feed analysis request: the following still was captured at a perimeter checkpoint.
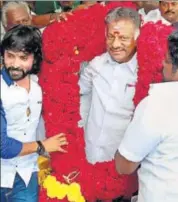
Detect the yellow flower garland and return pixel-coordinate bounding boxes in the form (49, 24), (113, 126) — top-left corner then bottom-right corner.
(37, 156), (85, 201)
(43, 175), (85, 202)
(38, 156), (52, 186)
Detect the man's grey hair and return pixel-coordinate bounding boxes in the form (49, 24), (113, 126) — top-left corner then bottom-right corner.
(105, 7), (141, 40)
(2, 1), (31, 28)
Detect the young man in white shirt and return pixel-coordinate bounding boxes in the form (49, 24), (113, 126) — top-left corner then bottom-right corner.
(115, 30), (178, 202)
(79, 7), (141, 164)
(0, 25), (68, 202)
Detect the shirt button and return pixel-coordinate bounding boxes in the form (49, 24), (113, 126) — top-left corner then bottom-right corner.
(24, 133), (26, 135)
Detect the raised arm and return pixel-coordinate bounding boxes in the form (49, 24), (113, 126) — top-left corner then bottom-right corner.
(1, 101), (68, 159)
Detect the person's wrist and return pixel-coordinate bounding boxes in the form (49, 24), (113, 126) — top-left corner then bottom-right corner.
(49, 13), (57, 23)
(35, 142), (38, 151)
(42, 140), (47, 150)
(36, 141), (46, 155)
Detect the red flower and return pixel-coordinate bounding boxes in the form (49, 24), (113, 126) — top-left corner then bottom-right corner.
(134, 22), (174, 106)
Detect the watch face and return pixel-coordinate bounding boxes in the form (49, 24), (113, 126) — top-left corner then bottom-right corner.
(37, 145), (45, 155)
(39, 147), (45, 155)
(37, 141), (46, 155)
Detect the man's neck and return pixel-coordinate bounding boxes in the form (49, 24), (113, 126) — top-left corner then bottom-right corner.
(16, 76), (30, 92)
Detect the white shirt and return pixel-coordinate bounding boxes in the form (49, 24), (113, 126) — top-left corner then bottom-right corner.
(1, 73), (42, 188)
(1, 23), (6, 40)
(119, 82), (178, 202)
(139, 8), (170, 25)
(79, 52), (138, 164)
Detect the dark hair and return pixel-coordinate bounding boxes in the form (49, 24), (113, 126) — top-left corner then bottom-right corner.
(1, 25), (42, 74)
(168, 30), (178, 71)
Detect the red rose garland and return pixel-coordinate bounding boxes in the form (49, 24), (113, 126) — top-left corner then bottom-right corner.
(39, 2), (140, 201)
(134, 22), (174, 106)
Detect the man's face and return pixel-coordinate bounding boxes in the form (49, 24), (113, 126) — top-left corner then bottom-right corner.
(4, 50), (34, 81)
(159, 1), (178, 23)
(163, 51), (178, 81)
(6, 7), (32, 31)
(106, 19), (137, 63)
(135, 1), (144, 9)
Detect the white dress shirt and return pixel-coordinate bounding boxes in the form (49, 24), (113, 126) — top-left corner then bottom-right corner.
(79, 52), (138, 164)
(139, 8), (170, 25)
(119, 82), (178, 202)
(1, 74), (42, 188)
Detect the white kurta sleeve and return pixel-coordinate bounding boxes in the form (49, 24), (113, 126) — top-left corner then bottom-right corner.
(79, 61), (95, 95)
(118, 98), (162, 162)
(78, 60), (100, 127)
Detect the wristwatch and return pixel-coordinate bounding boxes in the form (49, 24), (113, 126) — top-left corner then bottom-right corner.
(36, 141), (46, 155)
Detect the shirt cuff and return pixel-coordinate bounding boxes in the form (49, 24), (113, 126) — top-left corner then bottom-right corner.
(119, 144), (142, 162)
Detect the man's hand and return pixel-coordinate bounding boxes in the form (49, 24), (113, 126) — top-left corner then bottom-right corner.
(42, 133), (68, 153)
(50, 12), (73, 23)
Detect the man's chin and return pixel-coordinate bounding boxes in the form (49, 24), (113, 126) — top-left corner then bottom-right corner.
(111, 55), (126, 63)
(9, 73), (25, 81)
(165, 14), (176, 23)
(10, 76), (24, 81)
(8, 70), (28, 81)
(109, 51), (126, 63)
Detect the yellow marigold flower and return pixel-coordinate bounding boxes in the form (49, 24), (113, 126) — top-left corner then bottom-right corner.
(67, 183), (81, 202)
(56, 183), (68, 200)
(43, 175), (56, 189)
(47, 182), (60, 199)
(42, 175), (85, 201)
(47, 189), (57, 199)
(78, 195), (85, 202)
(38, 156), (51, 170)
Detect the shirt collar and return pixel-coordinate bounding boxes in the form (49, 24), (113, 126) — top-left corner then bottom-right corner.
(105, 52), (138, 74)
(138, 8), (146, 17)
(1, 67), (14, 86)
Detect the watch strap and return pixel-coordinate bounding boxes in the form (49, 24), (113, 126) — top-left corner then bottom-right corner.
(36, 141), (45, 155)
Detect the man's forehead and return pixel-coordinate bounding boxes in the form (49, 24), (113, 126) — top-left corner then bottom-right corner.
(8, 6), (28, 14)
(107, 20), (135, 33)
(6, 50), (31, 56)
(160, 1), (178, 4)
(7, 7), (29, 19)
